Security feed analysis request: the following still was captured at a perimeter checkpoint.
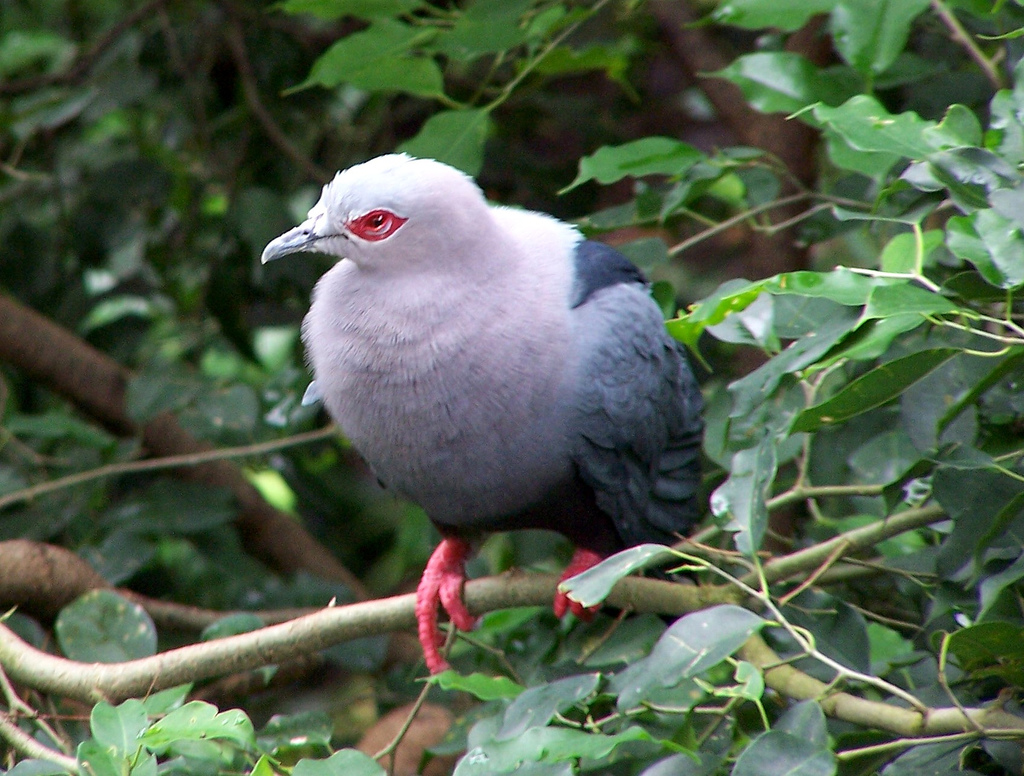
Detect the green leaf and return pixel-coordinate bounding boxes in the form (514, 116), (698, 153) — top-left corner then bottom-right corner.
(775, 700), (829, 749)
(431, 671), (525, 700)
(732, 730), (835, 776)
(276, 0), (422, 20)
(946, 622), (1024, 686)
(791, 348), (959, 432)
(399, 108), (492, 176)
(847, 429), (921, 486)
(434, 0), (533, 59)
(201, 612), (266, 641)
(141, 685), (191, 716)
(880, 230), (944, 274)
(55, 590), (157, 663)
(765, 268), (892, 306)
(139, 701), (255, 752)
(456, 726), (655, 774)
(860, 283), (961, 320)
(713, 53), (853, 114)
(91, 699), (148, 756)
(125, 373), (201, 423)
(830, 0), (930, 76)
(727, 304), (860, 422)
(534, 44), (630, 86)
(6, 760), (73, 776)
(559, 544), (678, 608)
(292, 750), (386, 776)
(563, 137), (704, 191)
(496, 674), (600, 740)
(300, 20), (443, 98)
(103, 481), (235, 535)
(947, 210), (1024, 290)
(76, 740), (126, 776)
(611, 605), (765, 709)
(710, 436), (777, 555)
(5, 411), (117, 449)
(257, 711), (334, 753)
(712, 0), (838, 31)
(812, 95), (937, 159)
(667, 278), (767, 349)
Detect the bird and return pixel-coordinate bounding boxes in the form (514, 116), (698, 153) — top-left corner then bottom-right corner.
(262, 154), (703, 674)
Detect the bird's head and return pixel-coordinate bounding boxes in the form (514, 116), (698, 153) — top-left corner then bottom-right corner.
(261, 154), (490, 271)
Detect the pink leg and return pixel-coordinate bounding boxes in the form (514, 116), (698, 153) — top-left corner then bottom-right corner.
(415, 538), (476, 674)
(553, 547), (605, 620)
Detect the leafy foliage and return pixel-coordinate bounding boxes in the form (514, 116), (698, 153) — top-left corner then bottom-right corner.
(5, 0), (1024, 775)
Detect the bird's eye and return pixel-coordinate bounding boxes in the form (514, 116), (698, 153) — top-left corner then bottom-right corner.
(348, 209), (407, 242)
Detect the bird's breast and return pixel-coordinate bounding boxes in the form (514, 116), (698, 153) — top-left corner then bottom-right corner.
(302, 265), (576, 523)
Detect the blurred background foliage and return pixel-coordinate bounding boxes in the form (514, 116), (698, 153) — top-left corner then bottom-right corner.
(7, 0), (1024, 774)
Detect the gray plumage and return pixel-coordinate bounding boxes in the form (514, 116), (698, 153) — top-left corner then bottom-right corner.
(262, 155), (702, 672)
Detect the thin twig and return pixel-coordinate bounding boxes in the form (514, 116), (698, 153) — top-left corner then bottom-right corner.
(223, 18), (330, 182)
(0, 425), (338, 512)
(0, 711), (79, 774)
(930, 0), (1004, 90)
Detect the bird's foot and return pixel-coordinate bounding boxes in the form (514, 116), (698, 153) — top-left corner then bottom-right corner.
(554, 547), (604, 621)
(416, 537), (476, 674)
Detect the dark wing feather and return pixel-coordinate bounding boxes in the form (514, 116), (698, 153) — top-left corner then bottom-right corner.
(569, 269), (703, 548)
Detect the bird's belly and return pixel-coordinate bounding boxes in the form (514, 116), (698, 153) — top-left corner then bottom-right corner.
(315, 343), (574, 525)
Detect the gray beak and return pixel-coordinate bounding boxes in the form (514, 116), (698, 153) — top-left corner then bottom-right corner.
(261, 225), (321, 264)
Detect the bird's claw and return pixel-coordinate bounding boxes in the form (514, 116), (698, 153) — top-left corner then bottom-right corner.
(416, 538), (476, 673)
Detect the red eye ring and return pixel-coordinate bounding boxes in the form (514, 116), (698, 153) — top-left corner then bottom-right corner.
(347, 209), (407, 242)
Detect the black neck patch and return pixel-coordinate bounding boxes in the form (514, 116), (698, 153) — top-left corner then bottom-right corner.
(570, 240), (646, 309)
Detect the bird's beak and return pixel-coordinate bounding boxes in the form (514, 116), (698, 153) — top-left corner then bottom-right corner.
(261, 223), (321, 264)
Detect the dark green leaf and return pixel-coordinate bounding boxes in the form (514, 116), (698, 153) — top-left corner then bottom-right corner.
(496, 674), (600, 740)
(611, 605), (765, 708)
(711, 436), (777, 555)
(201, 613), (265, 641)
(732, 729), (835, 776)
(55, 590), (157, 663)
(103, 481), (235, 535)
(847, 429), (920, 485)
(5, 411), (117, 449)
(774, 701), (829, 749)
(947, 622), (1024, 685)
(792, 348), (958, 432)
(258, 711), (334, 753)
(399, 108), (492, 176)
(6, 760), (72, 776)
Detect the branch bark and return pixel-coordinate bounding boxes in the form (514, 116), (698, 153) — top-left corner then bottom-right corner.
(1, 571), (1022, 742)
(0, 292), (365, 598)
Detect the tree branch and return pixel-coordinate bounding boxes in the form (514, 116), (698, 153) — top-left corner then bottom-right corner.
(0, 573), (726, 704)
(0, 293), (365, 598)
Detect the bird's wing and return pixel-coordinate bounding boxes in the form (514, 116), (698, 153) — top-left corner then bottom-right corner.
(568, 244), (703, 548)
